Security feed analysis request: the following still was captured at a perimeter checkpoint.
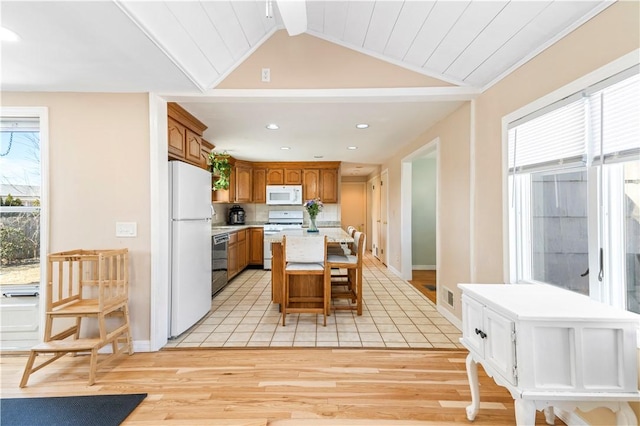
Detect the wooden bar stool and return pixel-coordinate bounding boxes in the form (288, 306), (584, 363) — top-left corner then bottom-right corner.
(328, 231), (365, 316)
(281, 235), (330, 326)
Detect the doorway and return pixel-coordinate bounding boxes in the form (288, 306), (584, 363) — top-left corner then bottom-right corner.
(0, 108), (49, 351)
(401, 139), (439, 302)
(340, 182), (366, 232)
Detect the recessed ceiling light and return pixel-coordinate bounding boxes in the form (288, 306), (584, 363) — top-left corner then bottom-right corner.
(347, 146), (358, 150)
(266, 123), (279, 130)
(313, 155), (324, 159)
(356, 123), (369, 129)
(1, 27), (20, 42)
(280, 146), (290, 150)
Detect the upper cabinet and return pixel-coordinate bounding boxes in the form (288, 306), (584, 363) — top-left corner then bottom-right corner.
(266, 169), (284, 185)
(284, 168), (302, 184)
(320, 168), (338, 203)
(253, 168), (266, 204)
(167, 103), (209, 170)
(303, 168), (338, 203)
(235, 161), (253, 203)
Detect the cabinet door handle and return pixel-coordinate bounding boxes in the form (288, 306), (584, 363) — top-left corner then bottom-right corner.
(475, 328), (487, 339)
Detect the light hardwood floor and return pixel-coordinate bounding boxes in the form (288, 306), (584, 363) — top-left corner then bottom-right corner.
(1, 348), (562, 425)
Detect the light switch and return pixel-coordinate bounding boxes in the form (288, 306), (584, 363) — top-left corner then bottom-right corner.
(115, 222), (137, 237)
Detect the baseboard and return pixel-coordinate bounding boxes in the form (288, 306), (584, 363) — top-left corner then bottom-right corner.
(437, 305), (462, 331)
(387, 264), (402, 279)
(412, 265), (436, 270)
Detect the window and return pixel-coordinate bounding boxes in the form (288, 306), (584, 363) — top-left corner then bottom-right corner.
(509, 68), (640, 314)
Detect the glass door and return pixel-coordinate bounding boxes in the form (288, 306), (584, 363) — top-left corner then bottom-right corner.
(0, 115), (43, 350)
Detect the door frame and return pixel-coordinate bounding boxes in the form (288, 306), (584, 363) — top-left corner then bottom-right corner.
(0, 106), (50, 343)
(400, 138), (439, 281)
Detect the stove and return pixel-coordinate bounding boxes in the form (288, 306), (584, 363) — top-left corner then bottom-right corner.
(263, 210), (303, 269)
(263, 211), (303, 233)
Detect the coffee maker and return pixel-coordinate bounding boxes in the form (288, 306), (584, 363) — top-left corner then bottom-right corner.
(228, 205), (245, 225)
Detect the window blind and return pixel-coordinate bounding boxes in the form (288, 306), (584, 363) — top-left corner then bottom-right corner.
(509, 67), (639, 172)
(508, 98), (587, 171)
(589, 73), (640, 163)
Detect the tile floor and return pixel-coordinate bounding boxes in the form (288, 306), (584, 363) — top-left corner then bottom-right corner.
(165, 253), (464, 349)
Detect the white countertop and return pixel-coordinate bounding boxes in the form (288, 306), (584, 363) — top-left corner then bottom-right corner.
(265, 227), (353, 243)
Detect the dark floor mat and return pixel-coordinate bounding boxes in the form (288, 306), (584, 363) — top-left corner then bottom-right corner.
(1, 393), (147, 426)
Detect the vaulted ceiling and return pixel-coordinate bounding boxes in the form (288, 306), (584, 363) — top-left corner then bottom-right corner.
(1, 1), (612, 175)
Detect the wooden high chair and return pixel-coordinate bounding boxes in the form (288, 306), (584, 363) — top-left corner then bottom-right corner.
(328, 231), (365, 315)
(20, 249), (133, 387)
(281, 235), (330, 326)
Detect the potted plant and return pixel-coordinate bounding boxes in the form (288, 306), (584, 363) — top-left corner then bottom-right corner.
(208, 151), (231, 190)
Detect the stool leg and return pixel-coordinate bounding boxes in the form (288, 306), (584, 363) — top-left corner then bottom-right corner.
(19, 351), (38, 388)
(88, 347), (98, 386)
(282, 274), (288, 326)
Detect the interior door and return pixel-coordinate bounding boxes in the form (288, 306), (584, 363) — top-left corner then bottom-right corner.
(340, 182), (366, 233)
(371, 176), (380, 258)
(380, 170), (388, 266)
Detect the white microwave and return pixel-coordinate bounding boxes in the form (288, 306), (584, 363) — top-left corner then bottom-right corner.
(266, 185), (302, 205)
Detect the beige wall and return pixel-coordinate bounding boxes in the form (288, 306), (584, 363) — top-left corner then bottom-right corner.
(218, 30), (452, 89)
(381, 104), (471, 317)
(473, 0), (640, 283)
(1, 92), (151, 341)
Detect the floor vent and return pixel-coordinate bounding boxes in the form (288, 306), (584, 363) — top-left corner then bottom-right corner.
(442, 287), (454, 308)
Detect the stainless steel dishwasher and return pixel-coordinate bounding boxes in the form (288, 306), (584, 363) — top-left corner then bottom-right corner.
(211, 233), (229, 296)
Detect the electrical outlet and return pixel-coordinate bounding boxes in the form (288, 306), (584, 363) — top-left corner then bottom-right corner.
(261, 68), (270, 82)
(115, 222), (137, 237)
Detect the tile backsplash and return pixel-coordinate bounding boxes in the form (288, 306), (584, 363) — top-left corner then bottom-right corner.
(212, 203), (340, 226)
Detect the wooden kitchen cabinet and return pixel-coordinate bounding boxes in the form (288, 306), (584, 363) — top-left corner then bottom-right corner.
(284, 168), (302, 184)
(212, 165), (236, 203)
(228, 231), (239, 279)
(302, 169), (320, 200)
(235, 162), (253, 203)
(248, 227), (264, 265)
(302, 168), (338, 203)
(237, 230), (247, 271)
(253, 168), (266, 203)
(185, 129), (202, 165)
(201, 139), (214, 169)
(267, 168), (284, 185)
(459, 283), (639, 425)
(167, 103), (209, 170)
(168, 117), (187, 158)
(320, 168), (338, 203)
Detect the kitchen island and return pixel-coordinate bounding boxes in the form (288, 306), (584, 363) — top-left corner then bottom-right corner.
(268, 228), (354, 307)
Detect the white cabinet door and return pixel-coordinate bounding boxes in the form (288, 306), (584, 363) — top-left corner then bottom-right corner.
(461, 295), (484, 355)
(483, 308), (517, 386)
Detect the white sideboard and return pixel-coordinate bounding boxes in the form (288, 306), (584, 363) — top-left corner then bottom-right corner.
(458, 283), (640, 425)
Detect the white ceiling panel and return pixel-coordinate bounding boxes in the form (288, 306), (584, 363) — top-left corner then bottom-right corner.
(362, 1), (404, 54)
(425, 1), (508, 74)
(119, 1), (219, 90)
(0, 1), (197, 92)
(403, 1), (471, 67)
(342, 1), (375, 47)
(306, 0), (326, 33)
(231, 0), (272, 46)
(445, 1), (552, 82)
(464, 1), (606, 87)
(165, 2), (234, 79)
(382, 1), (436, 61)
(200, 1), (251, 60)
(0, 0), (615, 174)
(322, 1), (350, 40)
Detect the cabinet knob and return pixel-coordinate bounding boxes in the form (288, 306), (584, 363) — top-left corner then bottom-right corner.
(475, 328), (487, 339)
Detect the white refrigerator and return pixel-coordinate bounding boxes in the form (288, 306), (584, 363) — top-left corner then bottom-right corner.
(169, 161), (212, 337)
